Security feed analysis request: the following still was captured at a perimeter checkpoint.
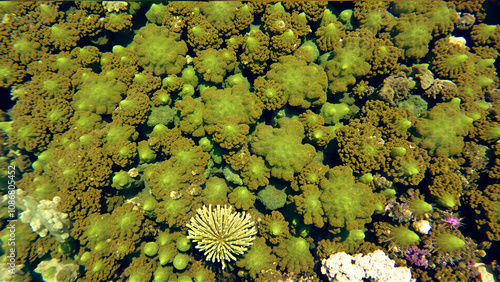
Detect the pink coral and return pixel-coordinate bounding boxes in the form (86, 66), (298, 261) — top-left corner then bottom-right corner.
(441, 213), (463, 230)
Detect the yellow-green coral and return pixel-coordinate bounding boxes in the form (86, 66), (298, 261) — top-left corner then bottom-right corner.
(186, 205), (256, 270)
(251, 118), (316, 181)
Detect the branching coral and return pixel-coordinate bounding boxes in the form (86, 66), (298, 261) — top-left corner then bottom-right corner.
(259, 211), (290, 245)
(71, 72), (127, 115)
(336, 121), (387, 174)
(202, 176), (229, 205)
(0, 59), (26, 88)
(392, 13), (433, 59)
(228, 186), (256, 210)
(428, 173), (463, 209)
(240, 154), (270, 190)
(353, 2), (395, 35)
(470, 23), (500, 48)
(384, 140), (430, 186)
(112, 92), (150, 126)
(374, 222), (420, 250)
(176, 96), (206, 137)
(262, 2), (292, 34)
(200, 1), (243, 36)
(212, 117), (249, 150)
(147, 158), (194, 201)
(463, 184), (500, 241)
(315, 19), (345, 53)
(239, 30), (270, 74)
(236, 237), (278, 278)
(253, 76), (286, 111)
(431, 36), (475, 80)
(291, 161), (329, 192)
(186, 15), (222, 52)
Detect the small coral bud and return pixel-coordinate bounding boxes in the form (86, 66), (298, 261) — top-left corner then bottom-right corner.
(173, 253), (190, 270)
(396, 118), (412, 131)
(269, 221), (284, 237)
(391, 226), (420, 246)
(144, 242), (160, 257)
(143, 197), (157, 212)
(435, 234), (465, 252)
(157, 232), (173, 246)
(199, 137), (213, 152)
(94, 241), (108, 253)
(408, 198), (433, 217)
(92, 260), (105, 273)
(112, 45), (126, 56)
(436, 193), (456, 208)
(43, 267), (57, 279)
(80, 252), (91, 263)
(477, 76), (494, 88)
(390, 147), (406, 158)
(158, 246), (175, 265)
(154, 266), (171, 282)
(359, 173), (373, 184)
(176, 236), (192, 252)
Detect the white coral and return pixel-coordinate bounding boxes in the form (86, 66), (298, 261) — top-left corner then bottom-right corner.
(412, 219), (432, 235)
(34, 258), (79, 282)
(20, 196), (71, 242)
(321, 252), (365, 282)
(102, 1), (128, 13)
(321, 250), (413, 282)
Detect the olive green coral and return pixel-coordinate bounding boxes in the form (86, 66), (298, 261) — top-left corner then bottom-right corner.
(266, 55), (328, 108)
(412, 98), (473, 157)
(251, 118), (316, 181)
(133, 24), (187, 75)
(273, 236), (314, 274)
(320, 165), (379, 233)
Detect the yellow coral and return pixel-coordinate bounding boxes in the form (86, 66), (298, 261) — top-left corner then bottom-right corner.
(187, 205), (256, 270)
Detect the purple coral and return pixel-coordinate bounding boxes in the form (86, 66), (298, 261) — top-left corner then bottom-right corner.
(441, 213), (463, 230)
(405, 246), (430, 268)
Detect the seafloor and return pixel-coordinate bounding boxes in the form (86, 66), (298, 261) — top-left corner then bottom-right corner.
(0, 1), (500, 282)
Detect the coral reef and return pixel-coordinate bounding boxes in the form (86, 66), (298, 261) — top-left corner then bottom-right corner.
(1, 1), (499, 281)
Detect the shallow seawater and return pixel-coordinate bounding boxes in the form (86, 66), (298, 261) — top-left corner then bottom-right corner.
(0, 1), (500, 282)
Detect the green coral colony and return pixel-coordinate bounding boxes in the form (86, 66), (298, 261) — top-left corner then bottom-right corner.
(1, 1), (500, 281)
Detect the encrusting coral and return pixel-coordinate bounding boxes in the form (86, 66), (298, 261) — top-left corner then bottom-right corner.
(321, 250), (412, 282)
(19, 194), (71, 243)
